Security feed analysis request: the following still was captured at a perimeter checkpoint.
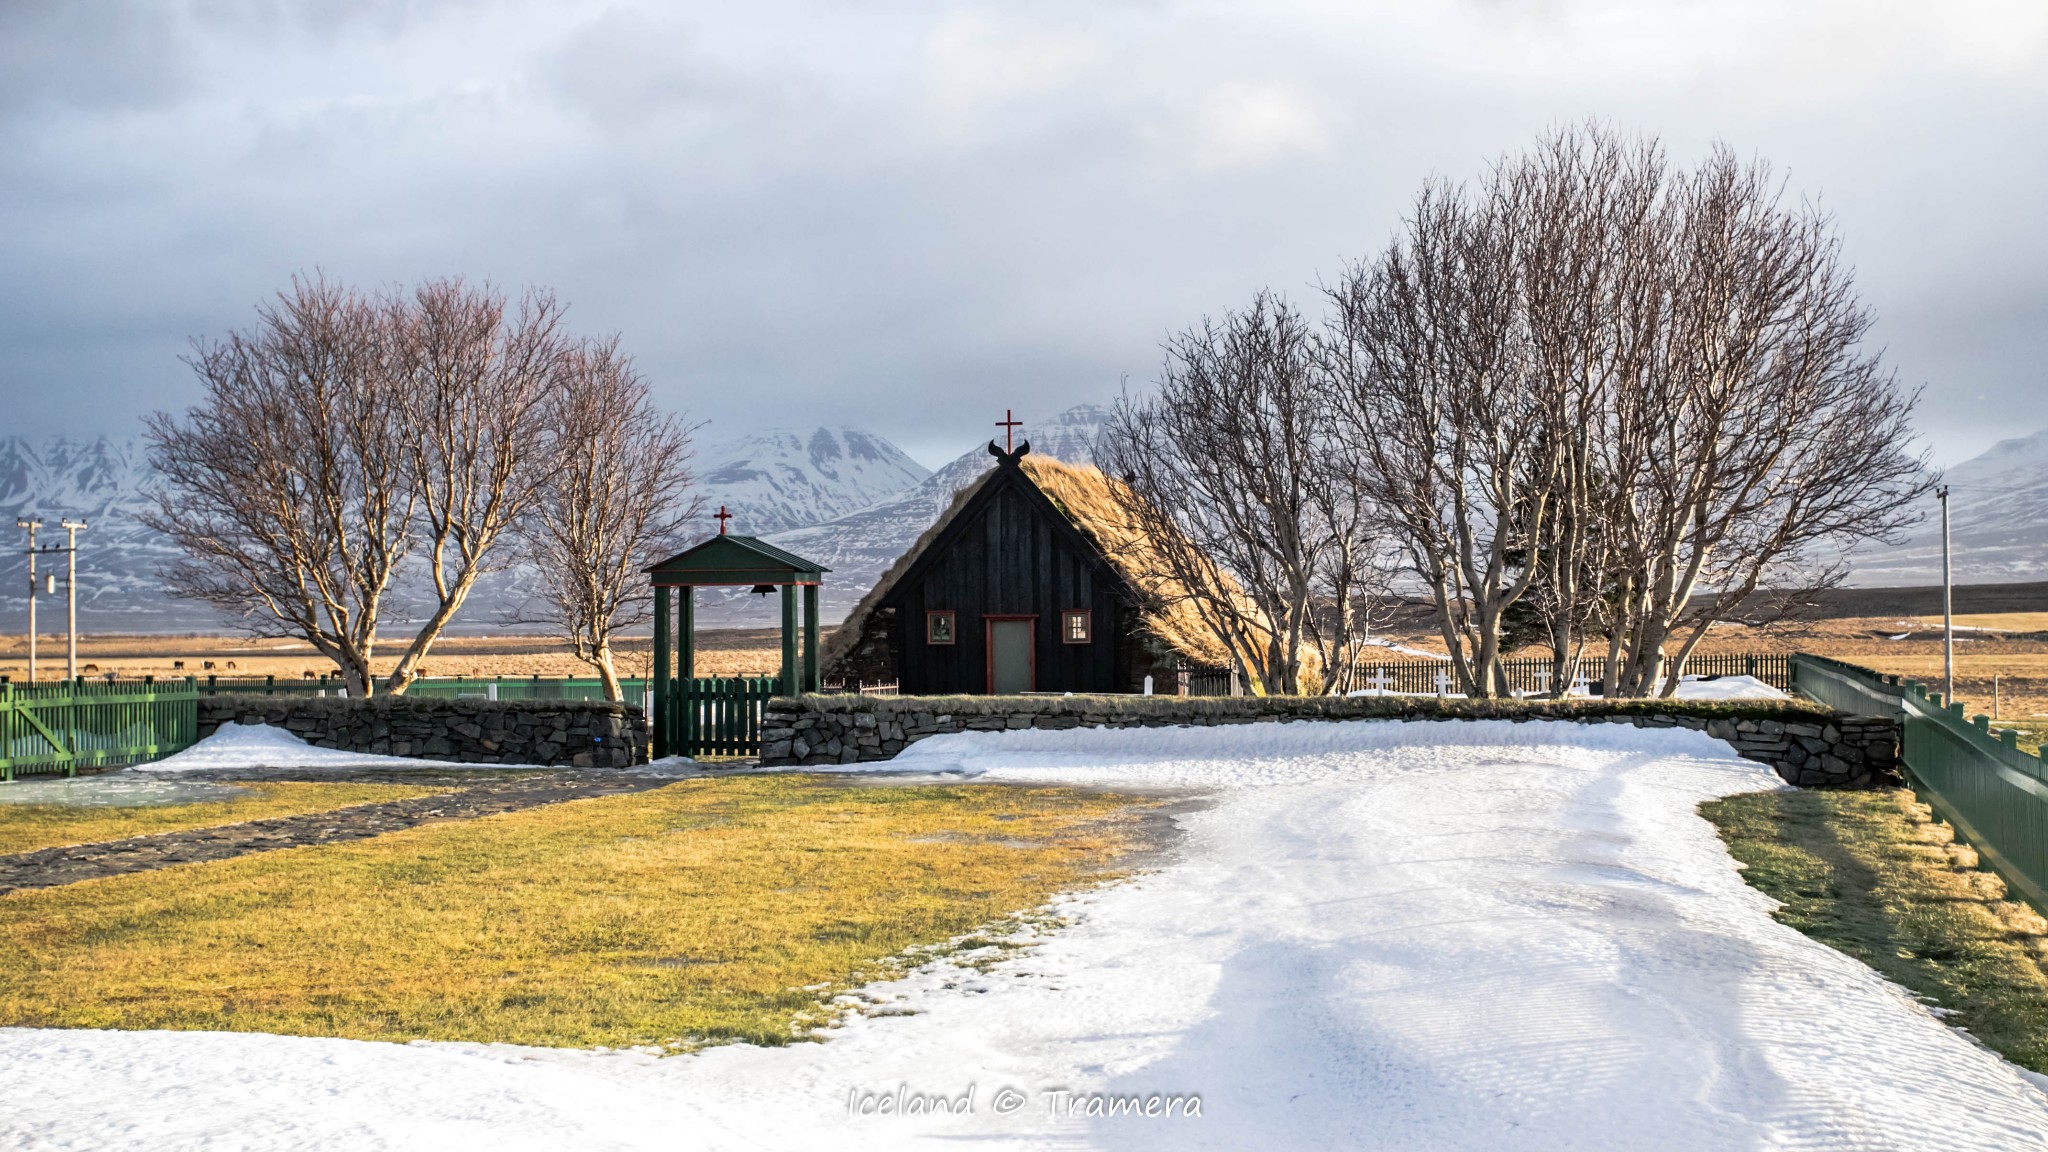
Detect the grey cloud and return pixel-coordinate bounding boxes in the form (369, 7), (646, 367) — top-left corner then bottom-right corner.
(0, 2), (194, 116)
(544, 10), (722, 127)
(0, 2), (2043, 471)
(186, 0), (481, 40)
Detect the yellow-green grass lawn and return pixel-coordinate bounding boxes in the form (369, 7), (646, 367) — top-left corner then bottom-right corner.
(1704, 787), (2048, 1072)
(0, 781), (452, 857)
(0, 775), (1155, 1050)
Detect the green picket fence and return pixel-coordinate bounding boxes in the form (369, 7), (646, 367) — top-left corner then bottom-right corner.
(1788, 653), (1906, 718)
(1791, 653), (2048, 913)
(674, 676), (780, 758)
(0, 678), (200, 780)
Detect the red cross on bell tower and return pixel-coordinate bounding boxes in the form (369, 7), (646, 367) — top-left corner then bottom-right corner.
(714, 506), (732, 535)
(995, 409), (1023, 453)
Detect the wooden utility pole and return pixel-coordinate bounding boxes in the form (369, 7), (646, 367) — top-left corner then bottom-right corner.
(1939, 485), (1953, 704)
(60, 520), (86, 681)
(15, 518), (39, 684)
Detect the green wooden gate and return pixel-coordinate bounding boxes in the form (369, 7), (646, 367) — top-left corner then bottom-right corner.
(671, 676), (780, 758)
(1, 678), (199, 780)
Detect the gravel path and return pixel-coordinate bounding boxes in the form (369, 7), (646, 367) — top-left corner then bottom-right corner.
(0, 773), (678, 895)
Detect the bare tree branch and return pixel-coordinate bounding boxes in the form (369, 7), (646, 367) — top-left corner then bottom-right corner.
(1325, 123), (1930, 698)
(1100, 292), (1389, 695)
(143, 275), (413, 697)
(514, 338), (698, 702)
(381, 279), (565, 693)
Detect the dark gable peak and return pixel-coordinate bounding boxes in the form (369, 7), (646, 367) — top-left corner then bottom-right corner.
(985, 439), (1032, 468)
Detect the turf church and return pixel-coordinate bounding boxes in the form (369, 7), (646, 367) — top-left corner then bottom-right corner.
(823, 427), (1215, 696)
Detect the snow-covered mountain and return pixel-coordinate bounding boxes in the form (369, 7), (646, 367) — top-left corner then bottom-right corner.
(695, 405), (1110, 624)
(1845, 426), (2048, 586)
(22, 407), (2016, 634)
(0, 424), (935, 633)
(695, 427), (930, 536)
(0, 436), (221, 631)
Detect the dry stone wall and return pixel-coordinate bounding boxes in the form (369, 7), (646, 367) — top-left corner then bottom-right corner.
(760, 696), (1901, 789)
(198, 697), (646, 768)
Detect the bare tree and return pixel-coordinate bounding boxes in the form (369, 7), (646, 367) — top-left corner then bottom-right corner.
(1498, 128), (1659, 696)
(381, 280), (565, 693)
(1323, 175), (1556, 697)
(143, 276), (413, 697)
(517, 338), (698, 701)
(1326, 124), (1928, 698)
(1592, 145), (1929, 695)
(1100, 291), (1383, 695)
(150, 273), (597, 695)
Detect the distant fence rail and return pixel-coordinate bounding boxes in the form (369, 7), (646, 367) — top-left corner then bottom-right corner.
(0, 679), (199, 780)
(1184, 651), (1795, 697)
(1792, 653), (2048, 913)
(821, 680), (900, 697)
(174, 674), (652, 702)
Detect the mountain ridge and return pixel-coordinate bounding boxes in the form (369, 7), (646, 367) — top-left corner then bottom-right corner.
(0, 424), (937, 633)
(8, 407), (2023, 635)
(1843, 425), (2048, 586)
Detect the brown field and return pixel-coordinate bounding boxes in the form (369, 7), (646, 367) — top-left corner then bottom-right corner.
(0, 630), (795, 684)
(1370, 600), (2048, 730)
(7, 590), (2045, 726)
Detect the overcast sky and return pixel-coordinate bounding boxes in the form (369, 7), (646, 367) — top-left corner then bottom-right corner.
(3, 0), (2043, 469)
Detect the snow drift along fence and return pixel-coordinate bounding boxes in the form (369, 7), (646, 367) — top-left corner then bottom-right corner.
(0, 678), (199, 780)
(1182, 652), (1794, 696)
(1792, 653), (2048, 913)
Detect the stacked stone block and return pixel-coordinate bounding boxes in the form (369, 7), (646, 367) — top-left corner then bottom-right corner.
(760, 697), (1901, 789)
(197, 697), (646, 768)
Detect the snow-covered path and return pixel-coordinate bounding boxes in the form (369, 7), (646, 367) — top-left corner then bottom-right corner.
(5, 721), (2048, 1150)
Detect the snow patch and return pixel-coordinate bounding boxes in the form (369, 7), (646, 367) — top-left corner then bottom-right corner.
(1671, 674), (1789, 701)
(135, 722), (539, 774)
(6, 721), (2046, 1149)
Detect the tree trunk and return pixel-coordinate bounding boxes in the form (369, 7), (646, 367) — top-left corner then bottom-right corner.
(594, 642), (624, 704)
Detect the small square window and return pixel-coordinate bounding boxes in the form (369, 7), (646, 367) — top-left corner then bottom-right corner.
(927, 611), (956, 645)
(1062, 610), (1092, 644)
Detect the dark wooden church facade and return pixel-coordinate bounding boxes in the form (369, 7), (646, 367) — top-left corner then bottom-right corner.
(826, 442), (1178, 695)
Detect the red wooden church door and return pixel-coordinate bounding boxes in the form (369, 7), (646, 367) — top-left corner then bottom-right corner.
(987, 617), (1035, 694)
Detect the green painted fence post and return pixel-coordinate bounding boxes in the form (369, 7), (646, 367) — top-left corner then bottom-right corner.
(652, 583), (670, 760)
(779, 585), (797, 696)
(803, 583), (820, 694)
